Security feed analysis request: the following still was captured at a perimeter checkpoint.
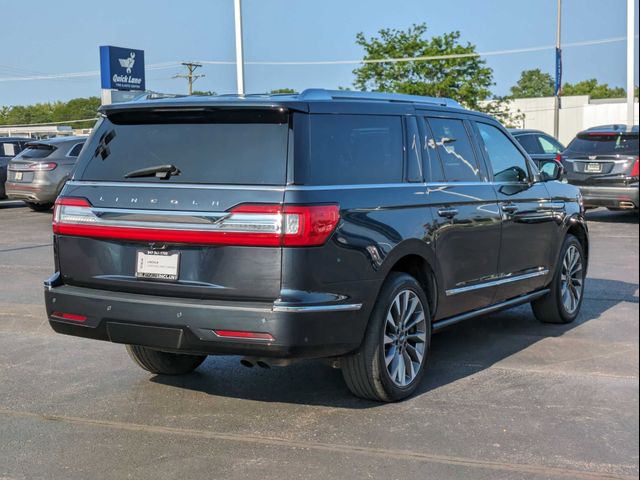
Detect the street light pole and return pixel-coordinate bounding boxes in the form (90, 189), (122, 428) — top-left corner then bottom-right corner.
(553, 0), (562, 139)
(626, 0), (636, 128)
(234, 0), (245, 95)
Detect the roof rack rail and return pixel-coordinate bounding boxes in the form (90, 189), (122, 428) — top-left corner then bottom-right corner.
(297, 88), (462, 108)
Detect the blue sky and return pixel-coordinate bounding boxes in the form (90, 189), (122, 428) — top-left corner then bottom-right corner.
(0, 0), (638, 106)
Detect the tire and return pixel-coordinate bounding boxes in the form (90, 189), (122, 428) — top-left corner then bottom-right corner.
(26, 202), (53, 212)
(341, 272), (431, 402)
(126, 345), (206, 375)
(532, 234), (586, 324)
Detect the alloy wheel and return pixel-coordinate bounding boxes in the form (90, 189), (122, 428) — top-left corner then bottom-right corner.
(561, 245), (584, 314)
(383, 289), (427, 387)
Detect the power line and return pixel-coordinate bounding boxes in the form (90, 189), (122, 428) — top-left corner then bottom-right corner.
(0, 35), (635, 83)
(172, 62), (205, 95)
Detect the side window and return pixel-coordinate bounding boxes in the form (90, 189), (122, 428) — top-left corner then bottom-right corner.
(515, 134), (543, 155)
(537, 135), (563, 154)
(300, 114), (403, 185)
(477, 122), (530, 183)
(67, 142), (85, 157)
(427, 117), (482, 182)
(405, 116), (422, 182)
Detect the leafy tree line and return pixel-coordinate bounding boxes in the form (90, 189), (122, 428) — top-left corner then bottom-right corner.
(0, 97), (101, 129)
(510, 68), (636, 99)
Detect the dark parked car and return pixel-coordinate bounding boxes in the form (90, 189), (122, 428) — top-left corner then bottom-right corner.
(559, 125), (639, 210)
(5, 136), (86, 211)
(44, 90), (588, 402)
(509, 129), (565, 168)
(0, 137), (29, 199)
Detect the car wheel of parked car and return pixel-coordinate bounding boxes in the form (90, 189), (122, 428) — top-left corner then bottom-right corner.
(126, 345), (207, 375)
(341, 272), (431, 402)
(25, 202), (53, 212)
(532, 234), (585, 324)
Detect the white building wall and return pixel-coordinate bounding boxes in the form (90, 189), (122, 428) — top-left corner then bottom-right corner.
(504, 96), (639, 146)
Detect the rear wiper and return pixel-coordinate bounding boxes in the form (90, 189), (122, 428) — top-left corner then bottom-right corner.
(124, 164), (181, 180)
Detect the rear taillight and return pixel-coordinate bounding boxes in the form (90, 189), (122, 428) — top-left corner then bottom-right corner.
(28, 162), (57, 171)
(52, 198), (340, 247)
(630, 157), (639, 178)
(555, 153), (562, 163)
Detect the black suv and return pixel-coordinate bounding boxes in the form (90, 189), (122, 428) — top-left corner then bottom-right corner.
(560, 124), (639, 210)
(44, 90), (588, 402)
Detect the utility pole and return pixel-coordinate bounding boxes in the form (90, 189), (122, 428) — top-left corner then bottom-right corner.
(553, 0), (562, 139)
(234, 0), (245, 95)
(173, 62), (205, 95)
(626, 0), (636, 128)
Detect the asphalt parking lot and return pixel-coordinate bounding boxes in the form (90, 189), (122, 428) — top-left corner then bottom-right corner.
(0, 199), (638, 480)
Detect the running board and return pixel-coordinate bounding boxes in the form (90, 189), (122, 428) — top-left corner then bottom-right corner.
(432, 289), (550, 333)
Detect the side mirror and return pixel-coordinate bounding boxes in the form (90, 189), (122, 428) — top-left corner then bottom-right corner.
(539, 160), (564, 182)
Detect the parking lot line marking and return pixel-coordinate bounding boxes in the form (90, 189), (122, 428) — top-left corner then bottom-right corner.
(0, 243), (52, 253)
(0, 407), (636, 480)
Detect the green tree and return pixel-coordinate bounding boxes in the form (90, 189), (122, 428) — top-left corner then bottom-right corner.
(269, 88), (297, 94)
(509, 69), (555, 98)
(562, 79), (626, 99)
(352, 23), (493, 109)
(191, 90), (216, 96)
(0, 97), (100, 129)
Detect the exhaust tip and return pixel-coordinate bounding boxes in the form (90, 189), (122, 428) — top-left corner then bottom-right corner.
(240, 358), (254, 368)
(256, 361), (271, 369)
(618, 201), (636, 209)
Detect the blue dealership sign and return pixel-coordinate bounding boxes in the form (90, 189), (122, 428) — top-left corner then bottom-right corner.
(99, 45), (145, 91)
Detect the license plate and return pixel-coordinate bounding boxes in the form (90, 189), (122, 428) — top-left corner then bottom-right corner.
(135, 250), (180, 280)
(585, 162), (602, 173)
(14, 171), (23, 181)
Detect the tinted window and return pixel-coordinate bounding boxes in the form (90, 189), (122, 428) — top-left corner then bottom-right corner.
(537, 135), (564, 154)
(76, 110), (289, 185)
(67, 142), (85, 157)
(514, 134), (543, 155)
(427, 118), (481, 182)
(566, 134), (639, 155)
(405, 116), (423, 182)
(477, 122), (530, 183)
(14, 145), (55, 159)
(297, 114), (403, 185)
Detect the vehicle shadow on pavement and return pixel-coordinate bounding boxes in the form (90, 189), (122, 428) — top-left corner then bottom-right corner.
(151, 277), (638, 408)
(586, 209), (639, 224)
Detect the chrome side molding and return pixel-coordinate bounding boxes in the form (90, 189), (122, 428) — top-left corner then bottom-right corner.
(445, 269), (549, 296)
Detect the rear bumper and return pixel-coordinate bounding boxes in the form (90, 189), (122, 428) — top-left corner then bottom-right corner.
(577, 184), (639, 208)
(44, 278), (367, 359)
(5, 181), (59, 203)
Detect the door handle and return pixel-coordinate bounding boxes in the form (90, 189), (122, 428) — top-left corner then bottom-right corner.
(501, 203), (519, 214)
(437, 207), (459, 218)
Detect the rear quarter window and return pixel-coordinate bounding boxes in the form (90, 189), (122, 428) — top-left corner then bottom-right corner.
(295, 114), (403, 185)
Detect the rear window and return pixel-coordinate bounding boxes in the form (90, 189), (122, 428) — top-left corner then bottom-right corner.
(75, 109), (289, 185)
(566, 134), (639, 155)
(295, 114), (403, 185)
(14, 144), (55, 159)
